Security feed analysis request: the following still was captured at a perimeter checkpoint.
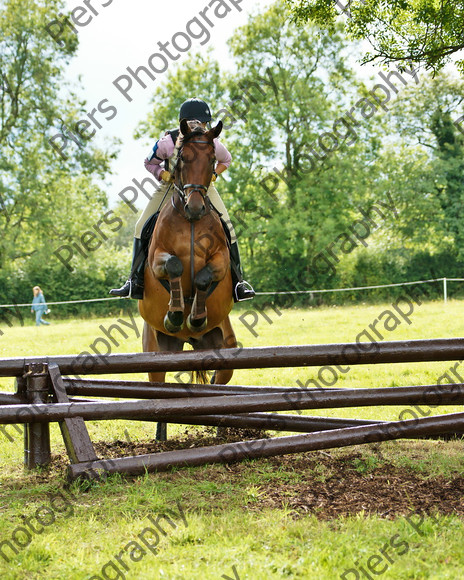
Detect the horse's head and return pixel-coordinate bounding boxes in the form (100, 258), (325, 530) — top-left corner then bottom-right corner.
(175, 118), (223, 221)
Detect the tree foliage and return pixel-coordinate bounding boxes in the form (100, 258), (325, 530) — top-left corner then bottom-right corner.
(286, 0), (464, 73)
(0, 0), (121, 306)
(3, 0), (464, 314)
(135, 0), (464, 303)
(386, 73), (464, 257)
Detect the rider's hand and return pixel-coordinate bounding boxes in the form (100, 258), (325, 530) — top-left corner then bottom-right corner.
(211, 171), (218, 182)
(160, 170), (172, 182)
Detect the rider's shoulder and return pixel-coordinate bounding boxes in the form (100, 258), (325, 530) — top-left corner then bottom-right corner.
(164, 128), (180, 143)
(152, 129), (178, 145)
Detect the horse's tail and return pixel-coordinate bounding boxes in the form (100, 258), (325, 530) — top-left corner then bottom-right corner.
(192, 370), (210, 384)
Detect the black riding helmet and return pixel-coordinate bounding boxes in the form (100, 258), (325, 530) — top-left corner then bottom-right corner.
(179, 98), (212, 123)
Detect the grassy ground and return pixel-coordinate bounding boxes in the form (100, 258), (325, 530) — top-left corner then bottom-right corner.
(0, 298), (463, 579)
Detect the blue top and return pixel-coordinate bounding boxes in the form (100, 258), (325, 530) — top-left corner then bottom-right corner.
(32, 293), (47, 312)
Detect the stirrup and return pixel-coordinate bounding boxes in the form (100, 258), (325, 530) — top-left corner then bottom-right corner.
(109, 279), (144, 300)
(234, 281), (255, 302)
(127, 279), (144, 300)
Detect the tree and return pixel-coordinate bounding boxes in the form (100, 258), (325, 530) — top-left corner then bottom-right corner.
(384, 73), (464, 257)
(136, 1), (398, 296)
(135, 51), (226, 142)
(221, 0), (390, 292)
(285, 0), (464, 73)
(137, 1), (464, 301)
(0, 0), (118, 303)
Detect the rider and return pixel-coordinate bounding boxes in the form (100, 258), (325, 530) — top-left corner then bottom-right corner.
(110, 97), (255, 302)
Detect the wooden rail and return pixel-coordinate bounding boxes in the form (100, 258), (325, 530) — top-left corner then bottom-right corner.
(0, 337), (463, 480)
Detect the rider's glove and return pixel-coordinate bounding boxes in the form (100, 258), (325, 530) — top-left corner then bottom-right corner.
(160, 170), (172, 182)
(211, 171), (218, 182)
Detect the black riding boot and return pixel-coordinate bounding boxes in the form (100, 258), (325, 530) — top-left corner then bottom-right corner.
(109, 238), (145, 300)
(230, 242), (255, 301)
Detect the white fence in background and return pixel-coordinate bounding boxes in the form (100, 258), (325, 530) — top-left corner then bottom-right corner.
(256, 277), (464, 304)
(1, 277), (463, 309)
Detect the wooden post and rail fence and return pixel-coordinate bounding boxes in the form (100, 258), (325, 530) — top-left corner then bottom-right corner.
(0, 338), (462, 481)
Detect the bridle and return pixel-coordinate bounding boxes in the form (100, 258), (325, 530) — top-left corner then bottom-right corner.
(172, 138), (216, 208)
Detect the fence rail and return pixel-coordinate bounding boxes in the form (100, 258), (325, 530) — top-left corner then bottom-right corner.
(1, 338), (463, 377)
(1, 337), (463, 481)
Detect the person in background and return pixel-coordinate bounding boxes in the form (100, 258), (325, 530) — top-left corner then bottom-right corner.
(31, 286), (50, 326)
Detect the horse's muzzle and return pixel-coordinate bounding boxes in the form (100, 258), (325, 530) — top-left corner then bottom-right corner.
(185, 203), (206, 221)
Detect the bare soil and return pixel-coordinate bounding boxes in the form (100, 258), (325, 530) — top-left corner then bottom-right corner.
(45, 428), (464, 520)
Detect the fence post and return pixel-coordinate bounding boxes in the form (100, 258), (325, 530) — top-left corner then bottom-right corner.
(24, 363), (51, 469)
(443, 277), (447, 304)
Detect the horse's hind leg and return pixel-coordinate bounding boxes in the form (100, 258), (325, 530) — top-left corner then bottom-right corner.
(213, 316), (237, 385)
(143, 322), (164, 382)
(192, 318), (237, 386)
(143, 323), (166, 441)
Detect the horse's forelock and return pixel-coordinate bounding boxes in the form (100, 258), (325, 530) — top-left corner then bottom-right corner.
(181, 127), (213, 146)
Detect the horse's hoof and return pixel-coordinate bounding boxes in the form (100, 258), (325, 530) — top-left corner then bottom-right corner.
(164, 312), (184, 333)
(186, 315), (208, 333)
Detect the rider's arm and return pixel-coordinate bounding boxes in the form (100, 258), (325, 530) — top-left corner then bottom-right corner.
(144, 135), (175, 181)
(214, 140), (232, 176)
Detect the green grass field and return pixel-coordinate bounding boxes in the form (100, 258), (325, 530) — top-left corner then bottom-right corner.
(0, 298), (463, 579)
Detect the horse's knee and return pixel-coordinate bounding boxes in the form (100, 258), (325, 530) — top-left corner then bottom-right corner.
(195, 265), (213, 291)
(166, 255), (183, 278)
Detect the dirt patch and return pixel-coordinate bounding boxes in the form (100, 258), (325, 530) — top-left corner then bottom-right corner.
(242, 453), (464, 520)
(42, 428), (464, 520)
(93, 427), (269, 458)
(92, 430), (464, 519)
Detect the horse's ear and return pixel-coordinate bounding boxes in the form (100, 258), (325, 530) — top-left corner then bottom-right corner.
(211, 120), (223, 139)
(180, 118), (190, 136)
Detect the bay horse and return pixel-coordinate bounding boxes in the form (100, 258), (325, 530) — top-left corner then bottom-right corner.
(138, 119), (237, 440)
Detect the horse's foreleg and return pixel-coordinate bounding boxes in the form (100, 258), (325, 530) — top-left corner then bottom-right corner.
(154, 253), (185, 333)
(187, 264), (213, 333)
(187, 253), (228, 333)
